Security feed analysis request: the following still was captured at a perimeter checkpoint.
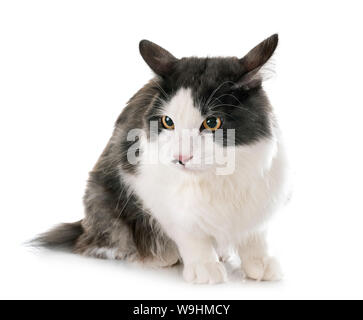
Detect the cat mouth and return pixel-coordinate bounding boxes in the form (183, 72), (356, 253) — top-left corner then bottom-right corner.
(171, 159), (188, 170)
(171, 159), (208, 173)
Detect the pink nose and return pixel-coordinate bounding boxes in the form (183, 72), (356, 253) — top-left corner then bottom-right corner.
(175, 154), (193, 164)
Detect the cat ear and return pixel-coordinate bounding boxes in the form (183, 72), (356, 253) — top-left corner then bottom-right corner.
(235, 34), (278, 89)
(139, 40), (178, 77)
(240, 34), (278, 73)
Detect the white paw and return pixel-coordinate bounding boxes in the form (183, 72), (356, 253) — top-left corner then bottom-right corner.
(183, 261), (227, 284)
(242, 256), (283, 281)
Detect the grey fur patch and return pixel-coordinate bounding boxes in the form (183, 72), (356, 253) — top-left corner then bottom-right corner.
(32, 221), (83, 249)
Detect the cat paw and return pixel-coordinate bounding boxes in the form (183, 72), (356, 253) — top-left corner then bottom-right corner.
(183, 261), (227, 284)
(143, 249), (180, 268)
(242, 256), (282, 281)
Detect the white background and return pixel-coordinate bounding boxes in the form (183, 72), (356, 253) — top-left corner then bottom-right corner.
(1, 0), (363, 300)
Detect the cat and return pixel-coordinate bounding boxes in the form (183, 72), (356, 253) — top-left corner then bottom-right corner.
(34, 34), (289, 284)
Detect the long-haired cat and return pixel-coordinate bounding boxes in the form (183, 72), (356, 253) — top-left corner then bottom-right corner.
(35, 34), (289, 284)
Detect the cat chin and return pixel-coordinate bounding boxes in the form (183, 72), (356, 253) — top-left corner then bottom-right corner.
(172, 163), (217, 174)
(178, 167), (209, 174)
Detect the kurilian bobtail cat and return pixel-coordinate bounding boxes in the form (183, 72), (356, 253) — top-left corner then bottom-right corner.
(36, 34), (289, 284)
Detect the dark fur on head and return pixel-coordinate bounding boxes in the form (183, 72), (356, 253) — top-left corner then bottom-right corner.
(33, 34), (278, 263)
(140, 35), (277, 147)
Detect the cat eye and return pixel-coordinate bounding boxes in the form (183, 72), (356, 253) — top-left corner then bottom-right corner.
(161, 115), (175, 130)
(202, 116), (222, 131)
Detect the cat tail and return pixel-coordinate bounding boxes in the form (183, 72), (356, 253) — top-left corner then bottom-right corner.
(31, 220), (83, 250)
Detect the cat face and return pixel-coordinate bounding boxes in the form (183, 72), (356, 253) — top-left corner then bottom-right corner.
(137, 35), (277, 173)
(147, 87), (227, 172)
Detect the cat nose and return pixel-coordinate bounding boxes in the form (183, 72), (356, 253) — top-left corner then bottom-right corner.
(174, 154), (193, 165)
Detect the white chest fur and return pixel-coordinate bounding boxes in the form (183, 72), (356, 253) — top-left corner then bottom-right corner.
(125, 136), (288, 247)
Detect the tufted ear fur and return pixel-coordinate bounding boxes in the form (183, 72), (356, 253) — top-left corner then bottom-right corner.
(236, 34), (278, 89)
(139, 40), (178, 77)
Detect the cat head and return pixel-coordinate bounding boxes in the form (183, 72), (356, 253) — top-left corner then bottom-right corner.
(123, 35), (278, 174)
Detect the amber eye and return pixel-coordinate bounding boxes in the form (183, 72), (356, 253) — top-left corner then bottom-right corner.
(161, 116), (175, 130)
(202, 117), (222, 131)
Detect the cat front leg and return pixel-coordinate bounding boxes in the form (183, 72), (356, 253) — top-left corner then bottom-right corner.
(173, 231), (227, 284)
(238, 231), (282, 281)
